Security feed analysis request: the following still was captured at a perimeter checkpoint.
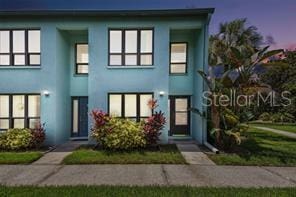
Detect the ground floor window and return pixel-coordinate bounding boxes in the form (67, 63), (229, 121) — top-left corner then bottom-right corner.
(108, 93), (153, 121)
(0, 94), (40, 130)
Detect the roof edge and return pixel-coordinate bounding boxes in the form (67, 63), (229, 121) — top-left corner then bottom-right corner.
(0, 8), (215, 16)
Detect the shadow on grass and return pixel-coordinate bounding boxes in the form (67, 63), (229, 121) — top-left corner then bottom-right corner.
(231, 128), (296, 165)
(78, 144), (179, 155)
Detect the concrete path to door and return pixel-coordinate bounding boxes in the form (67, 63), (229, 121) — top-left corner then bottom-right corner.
(33, 141), (86, 165)
(254, 126), (296, 139)
(176, 142), (216, 165)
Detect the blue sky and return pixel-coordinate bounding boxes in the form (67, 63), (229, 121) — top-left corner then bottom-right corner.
(1, 0), (295, 49)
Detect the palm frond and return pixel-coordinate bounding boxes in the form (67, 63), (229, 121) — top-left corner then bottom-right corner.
(259, 49), (284, 62)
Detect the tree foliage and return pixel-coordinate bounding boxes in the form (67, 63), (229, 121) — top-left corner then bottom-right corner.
(203, 18), (289, 150)
(260, 50), (296, 118)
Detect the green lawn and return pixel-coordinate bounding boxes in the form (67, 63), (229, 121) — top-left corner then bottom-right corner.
(250, 123), (296, 134)
(0, 186), (295, 197)
(208, 127), (296, 166)
(63, 144), (186, 164)
(0, 151), (43, 164)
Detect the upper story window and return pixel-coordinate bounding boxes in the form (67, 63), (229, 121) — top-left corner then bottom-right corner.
(75, 43), (88, 74)
(0, 94), (40, 130)
(108, 29), (154, 66)
(170, 43), (187, 74)
(0, 29), (41, 66)
(108, 93), (153, 122)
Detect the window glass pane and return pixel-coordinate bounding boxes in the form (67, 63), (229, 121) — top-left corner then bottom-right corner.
(28, 95), (40, 117)
(170, 64), (186, 74)
(13, 31), (25, 53)
(14, 54), (25, 65)
(125, 30), (137, 53)
(110, 55), (122, 65)
(0, 119), (9, 129)
(28, 30), (40, 53)
(0, 55), (10, 65)
(125, 55), (137, 65)
(141, 30), (152, 53)
(110, 31), (122, 53)
(29, 119), (39, 129)
(140, 54), (152, 65)
(76, 44), (88, 63)
(72, 100), (78, 133)
(171, 43), (187, 63)
(13, 119), (24, 128)
(0, 95), (9, 118)
(77, 64), (88, 74)
(13, 95), (25, 117)
(140, 94), (152, 117)
(175, 98), (188, 111)
(175, 113), (187, 125)
(124, 94), (137, 117)
(0, 31), (10, 53)
(109, 94), (122, 117)
(29, 54), (40, 65)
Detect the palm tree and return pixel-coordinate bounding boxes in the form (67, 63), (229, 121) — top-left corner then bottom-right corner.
(199, 47), (284, 149)
(209, 18), (263, 68)
(201, 18), (287, 149)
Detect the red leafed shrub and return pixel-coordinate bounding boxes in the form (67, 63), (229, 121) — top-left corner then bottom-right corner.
(91, 109), (110, 129)
(30, 122), (46, 149)
(143, 111), (166, 145)
(147, 98), (158, 110)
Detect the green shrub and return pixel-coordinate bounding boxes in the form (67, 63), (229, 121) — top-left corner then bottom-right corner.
(91, 110), (146, 150)
(0, 133), (6, 150)
(259, 112), (271, 121)
(0, 128), (33, 150)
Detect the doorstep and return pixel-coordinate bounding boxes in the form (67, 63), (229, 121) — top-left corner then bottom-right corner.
(69, 137), (88, 141)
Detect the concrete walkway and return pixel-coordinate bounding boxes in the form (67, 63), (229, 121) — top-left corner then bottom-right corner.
(33, 141), (86, 165)
(0, 164), (295, 187)
(254, 126), (296, 139)
(2, 140), (295, 187)
(176, 143), (216, 165)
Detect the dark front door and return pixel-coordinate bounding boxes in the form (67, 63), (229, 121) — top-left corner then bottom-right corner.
(71, 97), (88, 137)
(169, 96), (190, 136)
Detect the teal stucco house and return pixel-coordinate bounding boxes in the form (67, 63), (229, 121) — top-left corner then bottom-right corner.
(0, 3), (214, 145)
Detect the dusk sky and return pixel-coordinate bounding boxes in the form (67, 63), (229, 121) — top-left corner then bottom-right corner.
(1, 0), (295, 49)
(152, 0), (296, 50)
(190, 0), (296, 50)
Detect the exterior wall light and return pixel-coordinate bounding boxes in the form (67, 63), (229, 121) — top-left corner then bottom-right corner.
(43, 90), (50, 97)
(159, 91), (165, 96)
